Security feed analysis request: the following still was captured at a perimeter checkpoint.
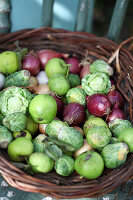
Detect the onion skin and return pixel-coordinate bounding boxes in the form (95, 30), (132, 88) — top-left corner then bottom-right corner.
(63, 103), (86, 126)
(36, 71), (48, 85)
(74, 139), (93, 158)
(107, 104), (125, 123)
(87, 94), (111, 117)
(37, 49), (68, 70)
(73, 126), (84, 136)
(22, 53), (41, 76)
(39, 123), (48, 135)
(65, 57), (81, 74)
(34, 84), (51, 95)
(80, 64), (90, 79)
(52, 95), (64, 117)
(29, 76), (38, 87)
(107, 90), (124, 108)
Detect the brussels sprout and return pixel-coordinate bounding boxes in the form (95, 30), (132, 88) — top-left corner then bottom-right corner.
(33, 134), (63, 161)
(4, 70), (30, 88)
(109, 118), (132, 137)
(83, 117), (108, 136)
(66, 87), (86, 106)
(101, 142), (129, 169)
(46, 120), (83, 151)
(33, 134), (47, 153)
(81, 73), (111, 95)
(0, 87), (33, 116)
(3, 112), (27, 132)
(0, 113), (4, 125)
(109, 137), (118, 144)
(0, 125), (12, 149)
(89, 59), (113, 76)
(68, 73), (80, 88)
(54, 155), (75, 176)
(86, 126), (111, 149)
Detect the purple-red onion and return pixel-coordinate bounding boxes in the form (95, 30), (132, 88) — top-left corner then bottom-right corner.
(87, 93), (111, 117)
(22, 53), (41, 76)
(63, 102), (86, 126)
(107, 104), (125, 123)
(65, 57), (81, 74)
(107, 90), (124, 108)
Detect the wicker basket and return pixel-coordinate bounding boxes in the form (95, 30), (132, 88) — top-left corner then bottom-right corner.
(0, 27), (133, 199)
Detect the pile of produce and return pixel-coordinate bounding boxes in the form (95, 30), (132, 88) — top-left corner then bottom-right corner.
(0, 46), (132, 179)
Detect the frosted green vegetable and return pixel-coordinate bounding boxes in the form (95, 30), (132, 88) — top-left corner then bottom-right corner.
(0, 125), (12, 149)
(81, 73), (111, 95)
(46, 120), (83, 151)
(33, 134), (63, 161)
(0, 87), (33, 116)
(4, 70), (30, 88)
(54, 155), (75, 176)
(68, 73), (80, 88)
(66, 87), (86, 106)
(86, 126), (111, 149)
(109, 118), (132, 137)
(3, 112), (27, 132)
(101, 142), (129, 169)
(83, 117), (108, 136)
(90, 59), (113, 76)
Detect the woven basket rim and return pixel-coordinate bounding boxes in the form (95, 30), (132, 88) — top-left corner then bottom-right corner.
(0, 27), (133, 199)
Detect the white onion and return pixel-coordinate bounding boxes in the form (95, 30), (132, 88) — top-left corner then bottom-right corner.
(39, 123), (48, 135)
(0, 73), (5, 90)
(74, 139), (93, 158)
(34, 84), (51, 94)
(36, 71), (48, 85)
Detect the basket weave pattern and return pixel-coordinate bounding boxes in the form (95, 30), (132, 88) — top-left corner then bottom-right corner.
(0, 27), (133, 199)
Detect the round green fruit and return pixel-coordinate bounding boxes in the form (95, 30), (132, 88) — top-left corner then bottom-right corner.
(75, 150), (104, 179)
(7, 137), (33, 162)
(29, 152), (54, 173)
(0, 51), (19, 74)
(26, 115), (38, 135)
(48, 74), (70, 96)
(45, 58), (68, 78)
(118, 128), (133, 152)
(29, 94), (57, 124)
(13, 130), (32, 141)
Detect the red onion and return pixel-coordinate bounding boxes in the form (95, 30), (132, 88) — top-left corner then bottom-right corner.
(107, 90), (124, 108)
(63, 103), (86, 126)
(87, 94), (111, 117)
(107, 104), (125, 123)
(65, 57), (81, 74)
(37, 49), (68, 70)
(80, 64), (90, 79)
(22, 53), (41, 76)
(52, 95), (64, 117)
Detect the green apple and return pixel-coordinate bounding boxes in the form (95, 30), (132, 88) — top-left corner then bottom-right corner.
(0, 51), (19, 74)
(45, 58), (69, 78)
(75, 150), (104, 179)
(26, 115), (38, 135)
(48, 74), (70, 96)
(12, 130), (32, 141)
(29, 152), (54, 173)
(8, 137), (33, 162)
(118, 128), (133, 152)
(29, 94), (57, 124)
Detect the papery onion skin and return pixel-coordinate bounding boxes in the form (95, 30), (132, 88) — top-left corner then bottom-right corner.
(22, 53), (41, 76)
(65, 57), (81, 74)
(37, 49), (68, 70)
(107, 90), (124, 108)
(80, 64), (90, 79)
(34, 84), (51, 95)
(74, 139), (93, 158)
(107, 104), (125, 123)
(52, 95), (64, 118)
(87, 94), (111, 117)
(36, 71), (48, 85)
(63, 102), (86, 126)
(38, 123), (48, 135)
